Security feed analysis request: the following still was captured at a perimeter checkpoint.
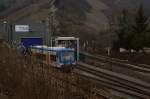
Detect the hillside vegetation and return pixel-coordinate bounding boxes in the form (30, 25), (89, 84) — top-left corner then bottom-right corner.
(1, 0), (150, 48)
(55, 0), (91, 36)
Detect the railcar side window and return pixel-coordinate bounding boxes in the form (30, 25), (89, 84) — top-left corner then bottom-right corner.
(36, 53), (46, 61)
(50, 55), (57, 62)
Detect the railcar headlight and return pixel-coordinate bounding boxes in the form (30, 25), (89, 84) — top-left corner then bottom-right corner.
(59, 63), (64, 66)
(72, 62), (76, 65)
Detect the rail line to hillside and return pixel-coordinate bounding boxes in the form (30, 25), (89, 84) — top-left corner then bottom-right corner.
(75, 62), (150, 99)
(80, 52), (150, 74)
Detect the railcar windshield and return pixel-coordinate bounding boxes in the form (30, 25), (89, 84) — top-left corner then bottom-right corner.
(35, 53), (47, 62)
(61, 51), (75, 64)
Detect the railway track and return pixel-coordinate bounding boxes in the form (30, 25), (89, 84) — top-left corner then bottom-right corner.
(75, 62), (150, 99)
(80, 52), (150, 74)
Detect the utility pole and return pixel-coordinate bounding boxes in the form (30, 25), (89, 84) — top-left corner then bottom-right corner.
(45, 17), (49, 45)
(44, 0), (56, 46)
(108, 22), (113, 71)
(10, 24), (13, 43)
(3, 21), (8, 41)
(46, 12), (54, 46)
(51, 12), (56, 47)
(47, 1), (56, 46)
(50, 12), (54, 47)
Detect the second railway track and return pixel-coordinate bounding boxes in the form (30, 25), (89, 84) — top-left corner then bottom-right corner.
(75, 62), (150, 99)
(80, 52), (150, 74)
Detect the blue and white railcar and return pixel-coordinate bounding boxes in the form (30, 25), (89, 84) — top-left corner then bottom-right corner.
(30, 45), (76, 68)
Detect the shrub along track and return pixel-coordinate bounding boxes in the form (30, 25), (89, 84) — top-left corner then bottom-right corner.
(0, 40), (111, 99)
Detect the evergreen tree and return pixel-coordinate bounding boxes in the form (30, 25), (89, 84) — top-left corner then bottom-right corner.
(114, 5), (150, 52)
(0, 4), (6, 12)
(131, 4), (150, 51)
(114, 9), (131, 50)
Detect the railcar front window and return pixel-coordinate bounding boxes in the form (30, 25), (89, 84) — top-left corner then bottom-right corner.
(50, 55), (57, 62)
(36, 53), (46, 61)
(61, 52), (74, 63)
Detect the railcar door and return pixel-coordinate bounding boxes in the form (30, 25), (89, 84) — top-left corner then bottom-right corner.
(49, 51), (59, 67)
(35, 53), (47, 64)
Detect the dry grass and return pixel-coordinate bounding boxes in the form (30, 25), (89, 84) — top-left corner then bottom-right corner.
(0, 40), (103, 99)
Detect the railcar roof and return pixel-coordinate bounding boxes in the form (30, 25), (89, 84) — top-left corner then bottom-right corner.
(31, 45), (74, 51)
(55, 37), (77, 40)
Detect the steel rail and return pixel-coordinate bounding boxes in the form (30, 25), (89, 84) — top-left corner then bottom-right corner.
(75, 62), (150, 98)
(80, 52), (150, 74)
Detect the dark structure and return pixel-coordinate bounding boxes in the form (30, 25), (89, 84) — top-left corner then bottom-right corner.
(0, 0), (55, 45)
